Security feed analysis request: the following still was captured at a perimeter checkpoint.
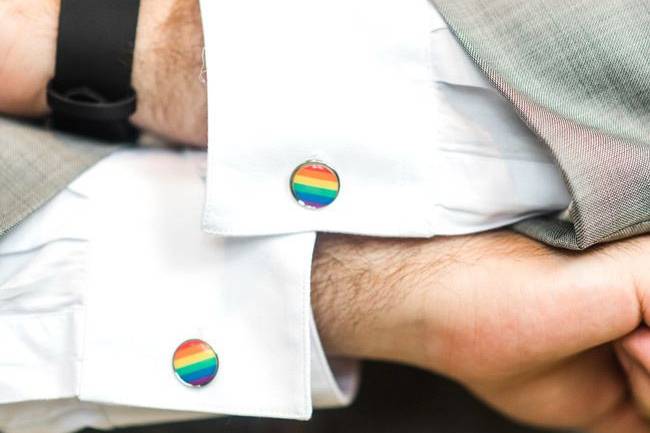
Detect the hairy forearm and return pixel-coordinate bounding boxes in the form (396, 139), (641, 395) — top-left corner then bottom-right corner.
(311, 234), (444, 368)
(132, 0), (206, 145)
(0, 0), (207, 145)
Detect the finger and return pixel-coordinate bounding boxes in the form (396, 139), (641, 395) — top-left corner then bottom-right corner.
(434, 233), (644, 376)
(536, 249), (642, 357)
(617, 334), (650, 416)
(537, 234), (650, 359)
(470, 346), (632, 430)
(620, 327), (650, 373)
(588, 401), (650, 433)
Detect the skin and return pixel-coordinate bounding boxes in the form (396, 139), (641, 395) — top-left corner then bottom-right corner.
(312, 232), (650, 432)
(3, 1), (650, 431)
(0, 0), (207, 145)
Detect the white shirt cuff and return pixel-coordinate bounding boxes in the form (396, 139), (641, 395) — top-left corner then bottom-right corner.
(310, 311), (360, 408)
(199, 0), (570, 239)
(0, 148), (358, 433)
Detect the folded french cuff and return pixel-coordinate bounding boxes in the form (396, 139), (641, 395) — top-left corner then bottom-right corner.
(79, 234), (315, 419)
(0, 149), (356, 433)
(200, 0), (441, 238)
(76, 151), (316, 419)
(199, 0), (570, 239)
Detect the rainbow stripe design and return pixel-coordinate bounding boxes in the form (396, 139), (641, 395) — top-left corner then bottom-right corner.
(291, 162), (340, 209)
(172, 339), (219, 387)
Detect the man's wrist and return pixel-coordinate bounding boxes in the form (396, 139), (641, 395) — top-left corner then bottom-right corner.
(0, 0), (207, 146)
(311, 234), (442, 370)
(131, 0), (206, 145)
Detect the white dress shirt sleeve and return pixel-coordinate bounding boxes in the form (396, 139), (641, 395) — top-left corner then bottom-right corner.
(0, 149), (356, 433)
(199, 0), (570, 239)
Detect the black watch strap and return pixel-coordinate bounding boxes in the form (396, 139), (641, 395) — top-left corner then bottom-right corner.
(47, 0), (142, 142)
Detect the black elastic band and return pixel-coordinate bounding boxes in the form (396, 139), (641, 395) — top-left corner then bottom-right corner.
(48, 0), (141, 142)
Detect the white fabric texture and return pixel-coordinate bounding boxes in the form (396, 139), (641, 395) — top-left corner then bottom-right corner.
(201, 0), (570, 237)
(0, 149), (351, 433)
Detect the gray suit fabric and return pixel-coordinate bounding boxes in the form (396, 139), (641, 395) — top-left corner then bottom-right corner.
(0, 118), (113, 237)
(432, 0), (650, 249)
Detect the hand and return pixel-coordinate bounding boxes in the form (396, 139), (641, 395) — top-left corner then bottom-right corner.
(0, 0), (207, 145)
(312, 231), (650, 432)
(616, 328), (650, 419)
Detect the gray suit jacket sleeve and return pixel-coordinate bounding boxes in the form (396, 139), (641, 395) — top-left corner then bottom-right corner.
(432, 0), (650, 250)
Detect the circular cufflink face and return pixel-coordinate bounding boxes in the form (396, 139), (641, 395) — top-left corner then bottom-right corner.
(290, 161), (340, 209)
(172, 339), (219, 388)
